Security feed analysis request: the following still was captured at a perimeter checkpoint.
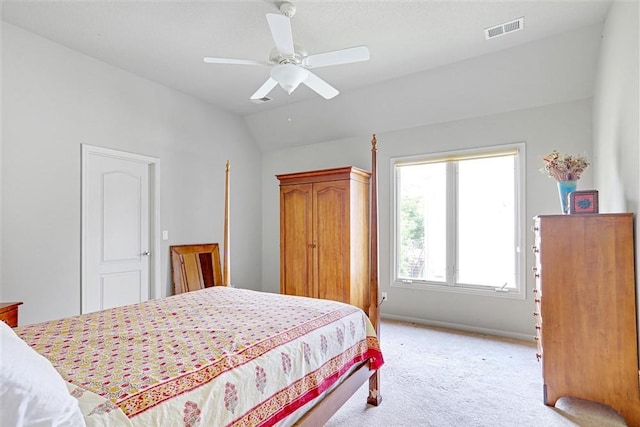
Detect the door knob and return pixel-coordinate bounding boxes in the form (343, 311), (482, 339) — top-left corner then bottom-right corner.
(141, 251), (151, 256)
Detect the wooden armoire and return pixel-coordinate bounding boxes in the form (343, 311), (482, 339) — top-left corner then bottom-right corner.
(276, 166), (371, 313)
(532, 213), (640, 426)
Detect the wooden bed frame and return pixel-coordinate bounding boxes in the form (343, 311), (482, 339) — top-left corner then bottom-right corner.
(219, 135), (382, 425)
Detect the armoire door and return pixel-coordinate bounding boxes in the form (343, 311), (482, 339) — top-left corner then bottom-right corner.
(313, 180), (350, 303)
(280, 183), (314, 297)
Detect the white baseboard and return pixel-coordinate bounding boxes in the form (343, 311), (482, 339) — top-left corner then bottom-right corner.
(381, 313), (535, 343)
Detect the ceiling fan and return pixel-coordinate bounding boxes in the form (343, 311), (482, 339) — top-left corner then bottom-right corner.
(203, 2), (370, 101)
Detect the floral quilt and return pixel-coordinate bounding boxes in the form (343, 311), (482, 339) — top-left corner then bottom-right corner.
(15, 287), (383, 426)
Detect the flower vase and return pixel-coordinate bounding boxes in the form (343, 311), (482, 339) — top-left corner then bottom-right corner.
(557, 180), (577, 214)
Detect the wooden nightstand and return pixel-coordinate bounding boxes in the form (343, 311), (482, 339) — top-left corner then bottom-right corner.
(0, 302), (23, 327)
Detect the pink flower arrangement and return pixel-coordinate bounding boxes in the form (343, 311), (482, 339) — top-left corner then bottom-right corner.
(540, 150), (589, 181)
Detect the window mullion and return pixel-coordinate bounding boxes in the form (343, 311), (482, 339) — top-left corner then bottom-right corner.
(446, 162), (457, 287)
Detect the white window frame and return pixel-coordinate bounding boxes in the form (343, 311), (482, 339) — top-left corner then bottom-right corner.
(390, 143), (526, 300)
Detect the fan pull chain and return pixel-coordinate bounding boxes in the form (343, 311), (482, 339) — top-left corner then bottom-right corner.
(287, 94), (292, 122)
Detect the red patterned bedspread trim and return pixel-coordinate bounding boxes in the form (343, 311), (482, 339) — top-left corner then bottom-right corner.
(234, 340), (383, 426)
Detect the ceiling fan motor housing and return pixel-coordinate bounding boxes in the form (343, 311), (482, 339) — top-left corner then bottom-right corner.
(269, 47), (306, 66)
(279, 2), (296, 18)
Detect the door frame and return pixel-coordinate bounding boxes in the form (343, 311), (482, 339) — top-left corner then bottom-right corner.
(81, 144), (162, 313)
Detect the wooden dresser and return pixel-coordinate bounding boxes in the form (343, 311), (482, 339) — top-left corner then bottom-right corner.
(277, 167), (371, 313)
(0, 302), (23, 327)
(532, 214), (640, 425)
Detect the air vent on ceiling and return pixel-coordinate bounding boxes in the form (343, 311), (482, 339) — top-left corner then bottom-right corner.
(251, 97), (272, 104)
(484, 17), (524, 40)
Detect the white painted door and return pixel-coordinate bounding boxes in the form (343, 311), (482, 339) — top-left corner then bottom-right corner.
(83, 147), (154, 313)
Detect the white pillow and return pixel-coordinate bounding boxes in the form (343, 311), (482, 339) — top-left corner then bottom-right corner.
(0, 321), (86, 427)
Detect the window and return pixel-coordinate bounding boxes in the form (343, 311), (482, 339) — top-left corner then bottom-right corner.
(392, 144), (525, 297)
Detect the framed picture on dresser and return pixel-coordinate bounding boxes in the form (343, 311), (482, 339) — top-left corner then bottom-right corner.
(569, 190), (599, 214)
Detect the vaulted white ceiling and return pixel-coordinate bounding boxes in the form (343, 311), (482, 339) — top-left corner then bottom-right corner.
(2, 1), (613, 150)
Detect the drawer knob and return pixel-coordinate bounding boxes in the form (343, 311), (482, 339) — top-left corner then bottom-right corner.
(533, 312), (539, 316)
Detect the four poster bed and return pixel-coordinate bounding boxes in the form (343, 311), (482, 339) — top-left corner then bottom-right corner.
(1, 136), (383, 427)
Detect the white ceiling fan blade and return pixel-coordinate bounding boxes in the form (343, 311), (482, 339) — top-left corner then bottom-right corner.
(303, 71), (339, 99)
(250, 77), (278, 100)
(303, 45), (370, 68)
(204, 57), (268, 66)
(266, 13), (295, 57)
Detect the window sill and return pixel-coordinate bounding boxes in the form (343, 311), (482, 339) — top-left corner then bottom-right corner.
(391, 280), (525, 300)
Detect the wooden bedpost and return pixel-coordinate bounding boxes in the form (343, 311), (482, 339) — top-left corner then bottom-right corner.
(367, 134), (382, 406)
(223, 160), (231, 286)
(368, 136), (380, 333)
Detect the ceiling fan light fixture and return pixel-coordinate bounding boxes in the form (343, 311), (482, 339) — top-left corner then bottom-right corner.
(270, 64), (309, 94)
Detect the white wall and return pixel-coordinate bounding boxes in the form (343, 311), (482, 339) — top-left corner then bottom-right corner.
(259, 19), (602, 340)
(592, 1), (640, 350)
(263, 99), (592, 340)
(261, 19), (601, 341)
(261, 2), (639, 342)
(1, 23), (263, 325)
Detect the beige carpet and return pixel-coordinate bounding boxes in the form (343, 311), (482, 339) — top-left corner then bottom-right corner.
(326, 319), (628, 427)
